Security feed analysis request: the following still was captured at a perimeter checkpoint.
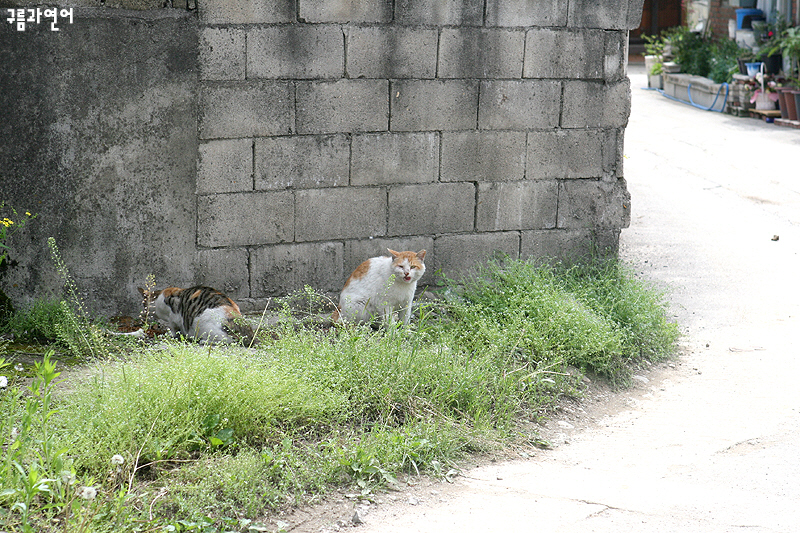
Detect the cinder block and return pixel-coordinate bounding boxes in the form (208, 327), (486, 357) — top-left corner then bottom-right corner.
(351, 132), (439, 186)
(299, 0), (392, 22)
(440, 131), (526, 182)
(197, 138), (253, 194)
(247, 26), (344, 79)
(394, 0), (483, 25)
(196, 247), (250, 300)
(568, 0), (630, 29)
(391, 80), (478, 132)
(255, 135), (349, 190)
(251, 242), (344, 297)
(556, 178), (631, 230)
(521, 228), (619, 264)
(604, 31), (628, 82)
(561, 80), (630, 129)
(478, 80), (561, 130)
(606, 129), (623, 178)
(199, 0), (294, 24)
(199, 81), (294, 139)
(199, 27), (245, 81)
(438, 29), (524, 79)
(523, 29), (604, 80)
(627, 0), (646, 30)
(297, 80), (389, 134)
(388, 183), (475, 236)
(526, 129), (607, 180)
(476, 181), (558, 231)
(295, 187), (386, 241)
(346, 27), (437, 79)
(197, 191), (294, 247)
(343, 236), (434, 283)
(485, 0), (568, 27)
(433, 232), (520, 275)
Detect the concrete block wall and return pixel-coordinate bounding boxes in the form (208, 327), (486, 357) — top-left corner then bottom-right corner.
(0, 0), (643, 316)
(196, 0), (640, 307)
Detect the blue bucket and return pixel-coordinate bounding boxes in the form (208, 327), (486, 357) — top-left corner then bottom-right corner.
(745, 62), (763, 77)
(736, 8), (764, 29)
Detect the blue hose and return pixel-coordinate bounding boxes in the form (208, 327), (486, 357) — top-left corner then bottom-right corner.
(642, 82), (730, 113)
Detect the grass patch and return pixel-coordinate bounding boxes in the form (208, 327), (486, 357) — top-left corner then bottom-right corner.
(0, 256), (678, 531)
(0, 299), (67, 344)
(60, 345), (348, 477)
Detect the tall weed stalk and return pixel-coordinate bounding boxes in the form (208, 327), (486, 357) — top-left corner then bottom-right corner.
(46, 237), (110, 359)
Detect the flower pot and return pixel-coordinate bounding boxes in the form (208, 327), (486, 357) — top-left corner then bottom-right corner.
(760, 53), (782, 75)
(648, 73), (663, 89)
(777, 88), (790, 119)
(794, 92), (800, 122)
(785, 90), (799, 121)
(737, 58), (748, 75)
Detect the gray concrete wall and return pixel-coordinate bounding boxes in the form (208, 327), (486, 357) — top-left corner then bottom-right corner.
(0, 7), (198, 317)
(1, 0), (642, 317)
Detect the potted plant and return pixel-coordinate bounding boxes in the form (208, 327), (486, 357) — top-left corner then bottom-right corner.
(643, 33), (666, 89)
(764, 25), (800, 77)
(752, 16), (787, 74)
(764, 25), (800, 121)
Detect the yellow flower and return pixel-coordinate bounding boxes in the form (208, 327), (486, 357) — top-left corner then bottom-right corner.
(25, 212), (31, 217)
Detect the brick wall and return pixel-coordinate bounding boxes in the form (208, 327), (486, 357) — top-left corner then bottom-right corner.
(708, 2), (738, 39)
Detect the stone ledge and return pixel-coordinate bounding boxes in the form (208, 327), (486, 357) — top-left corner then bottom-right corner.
(662, 73), (728, 112)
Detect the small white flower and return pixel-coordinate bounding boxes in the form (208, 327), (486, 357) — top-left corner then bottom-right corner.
(77, 486), (97, 500)
(0, 376), (7, 389)
(10, 427), (18, 440)
(14, 364), (24, 372)
(111, 454), (125, 466)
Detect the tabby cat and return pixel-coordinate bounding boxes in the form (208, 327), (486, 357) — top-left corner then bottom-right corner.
(334, 249), (426, 325)
(138, 285), (256, 345)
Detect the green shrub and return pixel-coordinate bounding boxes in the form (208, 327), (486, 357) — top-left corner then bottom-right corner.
(708, 38), (744, 83)
(0, 299), (66, 343)
(667, 27), (747, 83)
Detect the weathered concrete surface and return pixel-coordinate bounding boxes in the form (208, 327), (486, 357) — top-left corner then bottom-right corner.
(1, 0), (641, 317)
(305, 63), (800, 533)
(0, 9), (198, 316)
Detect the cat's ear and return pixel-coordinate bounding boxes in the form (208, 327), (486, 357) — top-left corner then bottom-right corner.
(416, 250), (427, 260)
(388, 248), (400, 257)
(138, 287), (160, 300)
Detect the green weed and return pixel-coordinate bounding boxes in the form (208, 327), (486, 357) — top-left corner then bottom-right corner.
(47, 237), (111, 359)
(0, 299), (67, 344)
(0, 255), (678, 531)
(57, 344), (348, 478)
(0, 352), (103, 533)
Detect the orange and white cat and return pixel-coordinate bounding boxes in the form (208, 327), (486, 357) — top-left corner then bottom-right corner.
(138, 285), (256, 345)
(334, 249), (426, 325)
